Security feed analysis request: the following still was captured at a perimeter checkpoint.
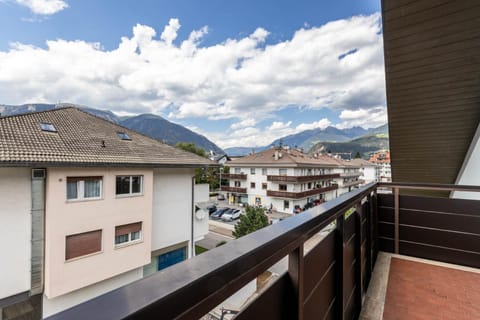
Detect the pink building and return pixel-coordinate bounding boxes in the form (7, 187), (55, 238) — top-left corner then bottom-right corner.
(0, 108), (215, 319)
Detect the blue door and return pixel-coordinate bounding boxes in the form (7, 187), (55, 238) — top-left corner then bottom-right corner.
(158, 247), (187, 271)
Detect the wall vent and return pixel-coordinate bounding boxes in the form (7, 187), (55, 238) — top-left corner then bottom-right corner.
(32, 168), (46, 179)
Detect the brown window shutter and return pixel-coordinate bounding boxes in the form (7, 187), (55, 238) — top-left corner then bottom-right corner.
(67, 176), (102, 182)
(115, 222), (142, 236)
(66, 230), (102, 260)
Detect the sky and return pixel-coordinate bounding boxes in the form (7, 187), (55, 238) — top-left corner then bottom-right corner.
(0, 0), (386, 149)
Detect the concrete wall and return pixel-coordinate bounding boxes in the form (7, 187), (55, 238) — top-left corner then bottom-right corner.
(44, 168), (153, 298)
(152, 168), (195, 256)
(43, 267), (142, 318)
(0, 168), (31, 300)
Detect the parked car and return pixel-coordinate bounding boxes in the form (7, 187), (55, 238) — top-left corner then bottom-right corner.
(221, 209), (242, 221)
(210, 207), (229, 219)
(206, 205), (217, 214)
(217, 194), (225, 200)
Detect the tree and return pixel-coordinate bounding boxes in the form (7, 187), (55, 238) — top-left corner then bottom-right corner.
(354, 151), (362, 159)
(176, 142), (206, 157)
(233, 206), (269, 238)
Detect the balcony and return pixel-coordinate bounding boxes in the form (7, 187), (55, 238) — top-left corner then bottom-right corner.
(267, 173), (340, 183)
(47, 182), (480, 320)
(222, 173), (247, 180)
(340, 172), (362, 178)
(343, 180), (362, 188)
(220, 186), (247, 193)
(267, 185), (338, 199)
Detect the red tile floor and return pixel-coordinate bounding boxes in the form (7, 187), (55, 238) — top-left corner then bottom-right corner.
(383, 258), (480, 320)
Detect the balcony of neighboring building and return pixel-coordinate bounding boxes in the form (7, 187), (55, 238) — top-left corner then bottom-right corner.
(267, 173), (340, 183)
(266, 184), (338, 199)
(340, 172), (362, 178)
(220, 186), (247, 194)
(221, 173), (247, 180)
(343, 179), (363, 188)
(45, 182), (480, 320)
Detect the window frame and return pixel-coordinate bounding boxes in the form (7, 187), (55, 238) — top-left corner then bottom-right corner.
(116, 175), (144, 197)
(262, 182), (268, 190)
(66, 176), (103, 201)
(250, 168), (256, 175)
(250, 182), (256, 189)
(114, 222), (143, 248)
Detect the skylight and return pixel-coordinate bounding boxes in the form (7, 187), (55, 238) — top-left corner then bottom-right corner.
(40, 122), (57, 132)
(117, 132), (131, 140)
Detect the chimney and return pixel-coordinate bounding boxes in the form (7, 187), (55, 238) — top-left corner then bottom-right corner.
(274, 150), (279, 160)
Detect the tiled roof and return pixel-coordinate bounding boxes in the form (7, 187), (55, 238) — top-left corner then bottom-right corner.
(350, 158), (377, 167)
(228, 148), (360, 168)
(0, 107), (216, 167)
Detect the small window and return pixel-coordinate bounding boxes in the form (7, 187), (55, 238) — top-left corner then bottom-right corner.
(116, 175), (143, 196)
(40, 122), (57, 132)
(234, 168), (241, 174)
(279, 168), (287, 175)
(66, 230), (102, 260)
(234, 181), (241, 187)
(250, 182), (256, 189)
(117, 132), (131, 140)
(279, 184), (287, 191)
(67, 177), (102, 201)
(250, 168), (256, 175)
(115, 222), (142, 246)
(262, 183), (268, 190)
(284, 200), (290, 210)
(262, 168), (267, 175)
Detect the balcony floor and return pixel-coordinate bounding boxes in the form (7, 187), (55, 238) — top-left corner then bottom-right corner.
(360, 252), (480, 320)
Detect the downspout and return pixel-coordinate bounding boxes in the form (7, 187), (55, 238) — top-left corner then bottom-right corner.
(191, 175), (195, 258)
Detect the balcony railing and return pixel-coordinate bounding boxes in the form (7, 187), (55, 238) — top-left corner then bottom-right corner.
(222, 173), (247, 180)
(343, 180), (362, 188)
(220, 186), (247, 193)
(340, 172), (362, 178)
(267, 173), (340, 183)
(267, 185), (338, 199)
(46, 182), (480, 320)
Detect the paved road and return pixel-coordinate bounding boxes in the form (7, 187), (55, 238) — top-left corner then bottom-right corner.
(197, 231), (233, 250)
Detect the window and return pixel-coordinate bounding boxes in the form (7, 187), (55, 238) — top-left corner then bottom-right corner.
(40, 122), (57, 132)
(279, 168), (287, 175)
(250, 168), (256, 175)
(308, 182), (312, 189)
(262, 168), (267, 175)
(115, 222), (142, 246)
(279, 184), (287, 191)
(250, 182), (256, 189)
(284, 200), (290, 209)
(66, 230), (102, 260)
(234, 181), (241, 187)
(117, 132), (131, 140)
(262, 183), (268, 190)
(116, 175), (143, 195)
(67, 177), (102, 200)
(234, 168), (241, 174)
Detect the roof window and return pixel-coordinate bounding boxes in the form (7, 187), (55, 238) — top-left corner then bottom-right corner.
(117, 132), (131, 140)
(40, 122), (57, 132)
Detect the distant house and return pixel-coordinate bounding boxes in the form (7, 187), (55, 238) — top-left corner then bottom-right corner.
(221, 147), (362, 214)
(350, 158), (378, 184)
(209, 151), (230, 165)
(369, 150), (391, 182)
(0, 108), (216, 319)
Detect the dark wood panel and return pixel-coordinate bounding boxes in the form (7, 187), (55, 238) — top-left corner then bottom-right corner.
(344, 284), (358, 320)
(399, 209), (480, 234)
(400, 195), (480, 216)
(379, 222), (394, 239)
(379, 238), (395, 253)
(344, 213), (356, 241)
(383, 0), (452, 14)
(343, 259), (356, 306)
(303, 231), (335, 298)
(400, 225), (480, 253)
(378, 194), (394, 207)
(378, 207), (394, 223)
(236, 273), (295, 320)
(303, 265), (335, 320)
(400, 241), (480, 269)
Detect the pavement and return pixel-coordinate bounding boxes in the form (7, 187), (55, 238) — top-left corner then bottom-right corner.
(196, 230), (233, 250)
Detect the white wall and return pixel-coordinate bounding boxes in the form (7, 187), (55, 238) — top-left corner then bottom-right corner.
(152, 168), (195, 255)
(452, 125), (480, 200)
(0, 168), (31, 300)
(194, 184), (209, 241)
(43, 268), (142, 318)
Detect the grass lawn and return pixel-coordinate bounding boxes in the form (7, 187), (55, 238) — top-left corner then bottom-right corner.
(195, 245), (208, 255)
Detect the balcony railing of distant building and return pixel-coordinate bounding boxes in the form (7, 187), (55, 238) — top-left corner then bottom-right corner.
(267, 185), (338, 199)
(267, 173), (340, 183)
(221, 186), (247, 193)
(340, 172), (362, 178)
(222, 173), (248, 180)
(343, 180), (363, 188)
(47, 182), (480, 320)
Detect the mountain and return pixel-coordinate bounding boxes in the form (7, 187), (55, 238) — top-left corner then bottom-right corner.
(0, 103), (223, 154)
(225, 124), (388, 157)
(120, 114), (223, 153)
(309, 133), (390, 159)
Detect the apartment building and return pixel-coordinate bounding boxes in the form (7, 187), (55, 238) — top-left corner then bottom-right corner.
(222, 147), (361, 213)
(368, 150), (391, 182)
(350, 158), (378, 184)
(0, 108), (215, 319)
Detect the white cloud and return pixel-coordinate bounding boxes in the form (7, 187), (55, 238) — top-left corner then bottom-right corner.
(296, 118), (331, 131)
(336, 107), (387, 129)
(15, 0), (68, 15)
(230, 118), (256, 129)
(0, 14), (386, 147)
